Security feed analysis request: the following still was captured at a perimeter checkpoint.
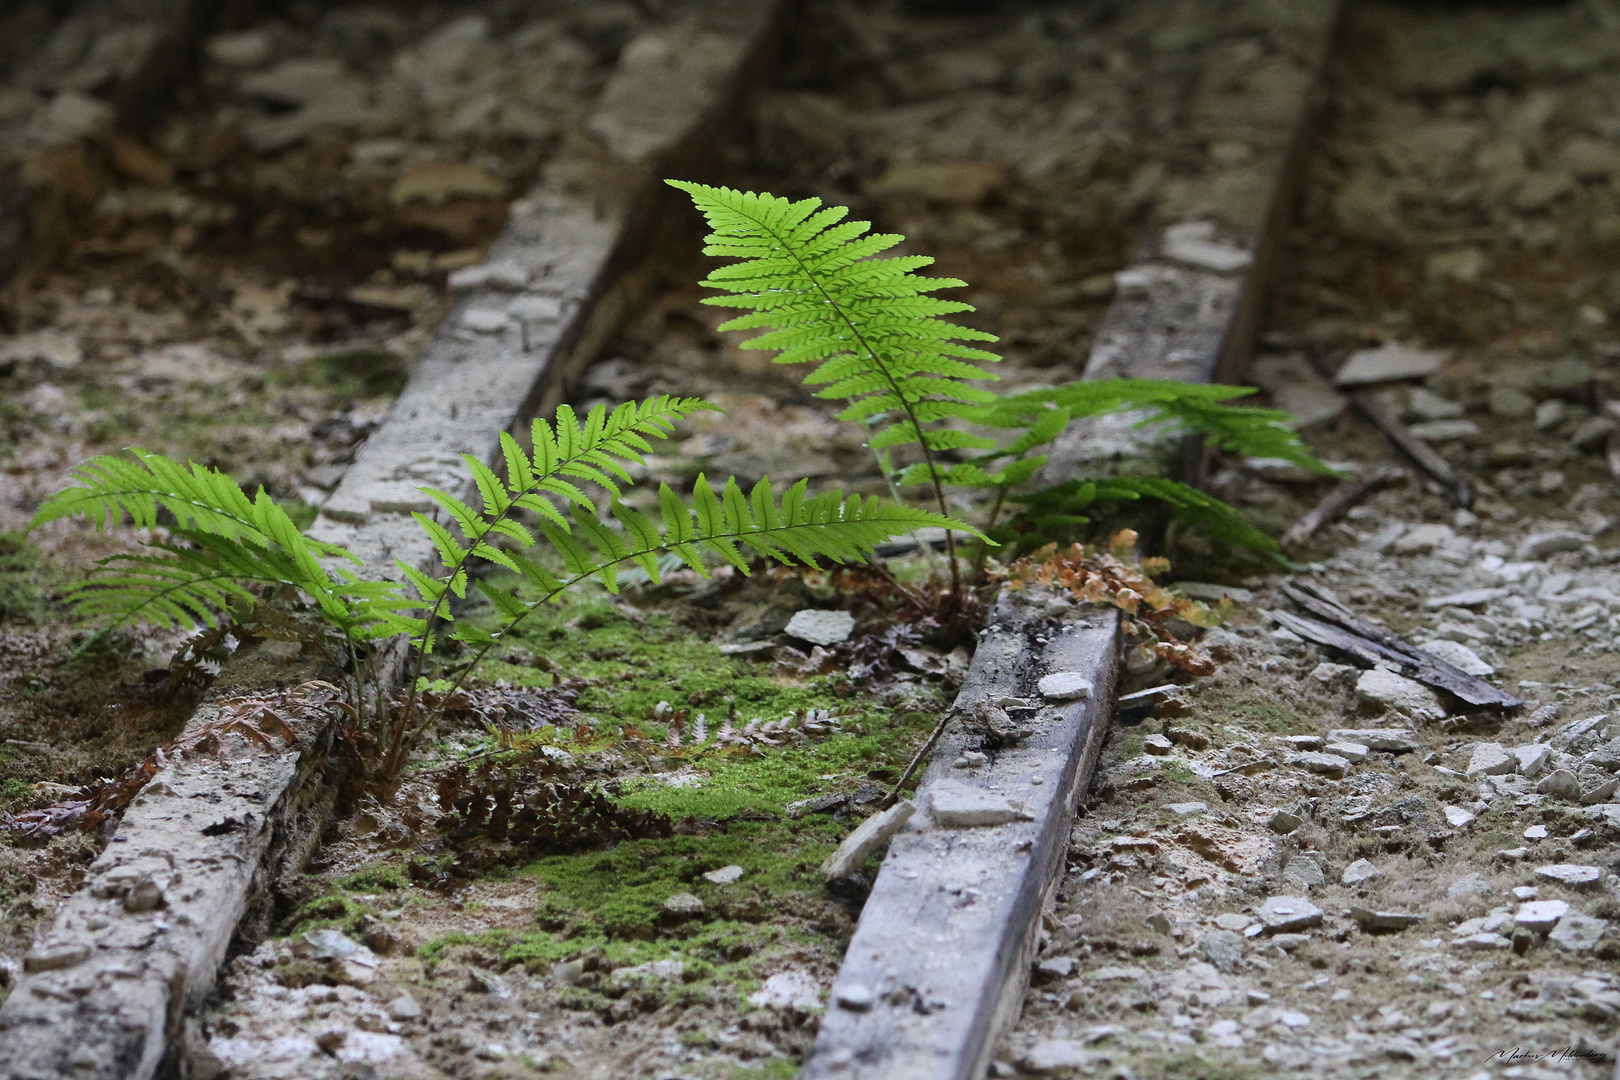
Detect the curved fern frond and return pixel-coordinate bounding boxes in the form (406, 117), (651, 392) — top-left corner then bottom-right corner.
(29, 451), (398, 635)
(667, 180), (1001, 510)
(968, 378), (1335, 476)
(425, 474), (972, 659)
(1005, 476), (1283, 562)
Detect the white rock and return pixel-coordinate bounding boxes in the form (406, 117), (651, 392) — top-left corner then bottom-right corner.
(1334, 342), (1447, 387)
(1330, 728), (1419, 752)
(1424, 587), (1509, 609)
(835, 983), (874, 1011)
(1537, 769), (1582, 801)
(508, 294), (564, 322)
(1021, 1039), (1093, 1073)
(1409, 387), (1465, 420)
(1311, 662), (1355, 684)
(1548, 912), (1608, 952)
(386, 993), (422, 1021)
(1514, 900), (1570, 932)
(819, 800), (916, 880)
(748, 969), (824, 1012)
(1278, 1011), (1311, 1028)
(1258, 896), (1323, 933)
(1166, 801), (1208, 816)
(1512, 744), (1551, 779)
(1342, 859), (1382, 885)
(1444, 806), (1476, 828)
(1393, 523), (1456, 555)
(1325, 742), (1369, 763)
(1037, 671), (1093, 700)
(448, 261), (529, 291)
(1161, 221), (1251, 273)
(928, 781), (1027, 828)
(702, 865), (744, 885)
(784, 609), (855, 646)
(1455, 932), (1512, 950)
(1417, 639), (1495, 676)
(1465, 743), (1513, 778)
(1516, 531), (1587, 561)
(27, 91), (115, 145)
(461, 308), (510, 333)
(1535, 864), (1602, 887)
(1285, 752), (1350, 778)
(1409, 419), (1480, 442)
(206, 29), (274, 67)
(1175, 581), (1255, 604)
(1356, 669), (1446, 721)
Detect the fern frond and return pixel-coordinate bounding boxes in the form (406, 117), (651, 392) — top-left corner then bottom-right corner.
(424, 475), (972, 653)
(668, 180), (1000, 502)
(968, 378), (1335, 476)
(30, 451), (399, 634)
(1005, 476), (1282, 562)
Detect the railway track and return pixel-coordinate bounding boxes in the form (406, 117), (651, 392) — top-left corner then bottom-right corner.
(1, 2), (1618, 1078)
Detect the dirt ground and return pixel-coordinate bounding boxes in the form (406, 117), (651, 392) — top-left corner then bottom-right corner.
(1, 2), (1619, 1079)
(998, 2), (1620, 1078)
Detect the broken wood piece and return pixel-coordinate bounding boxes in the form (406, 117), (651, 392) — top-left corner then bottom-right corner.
(1344, 389), (1472, 508)
(1043, 0), (1343, 487)
(803, 595), (1120, 1080)
(1283, 465), (1407, 547)
(1278, 581), (1519, 709)
(0, 682), (346, 1080)
(820, 801), (918, 880)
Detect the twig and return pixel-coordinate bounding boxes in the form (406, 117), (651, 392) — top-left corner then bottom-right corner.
(1345, 390), (1471, 508)
(1283, 465), (1407, 548)
(880, 709), (955, 810)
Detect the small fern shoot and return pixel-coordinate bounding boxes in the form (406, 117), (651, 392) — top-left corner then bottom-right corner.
(953, 378), (1335, 562)
(669, 179), (1003, 594)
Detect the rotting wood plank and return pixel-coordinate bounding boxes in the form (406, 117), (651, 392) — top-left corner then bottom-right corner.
(0, 5), (790, 1078)
(0, 0), (226, 283)
(1276, 581), (1520, 709)
(802, 595), (1119, 1080)
(1045, 0), (1345, 486)
(804, 7), (1347, 1075)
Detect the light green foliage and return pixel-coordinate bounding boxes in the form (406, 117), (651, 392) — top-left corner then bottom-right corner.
(32, 393), (968, 782)
(667, 180), (1000, 509)
(29, 449), (403, 637)
(400, 398), (969, 661)
(670, 181), (1330, 562)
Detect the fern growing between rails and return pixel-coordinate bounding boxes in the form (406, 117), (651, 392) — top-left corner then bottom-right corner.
(668, 179), (1002, 597)
(669, 180), (1331, 576)
(956, 378), (1338, 563)
(30, 397), (969, 792)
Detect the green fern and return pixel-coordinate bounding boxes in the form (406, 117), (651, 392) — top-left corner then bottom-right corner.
(29, 450), (398, 636)
(964, 378), (1335, 478)
(388, 396), (957, 657)
(32, 398), (969, 785)
(668, 179), (1002, 590)
(1003, 476), (1281, 561)
(670, 180), (1333, 572)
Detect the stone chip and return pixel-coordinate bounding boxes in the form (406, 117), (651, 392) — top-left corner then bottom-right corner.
(1258, 896), (1324, 933)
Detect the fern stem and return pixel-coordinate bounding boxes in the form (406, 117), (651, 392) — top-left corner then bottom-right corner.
(973, 483), (1011, 581)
